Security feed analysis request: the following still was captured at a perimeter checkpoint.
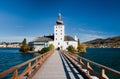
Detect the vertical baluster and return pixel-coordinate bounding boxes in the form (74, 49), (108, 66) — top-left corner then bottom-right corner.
(41, 55), (44, 62)
(79, 58), (83, 69)
(86, 62), (92, 75)
(35, 58), (38, 68)
(28, 62), (31, 77)
(11, 69), (18, 79)
(40, 56), (42, 65)
(101, 68), (109, 79)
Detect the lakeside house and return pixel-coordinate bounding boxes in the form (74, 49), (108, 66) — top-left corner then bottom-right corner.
(0, 42), (6, 48)
(29, 13), (78, 51)
(0, 42), (21, 48)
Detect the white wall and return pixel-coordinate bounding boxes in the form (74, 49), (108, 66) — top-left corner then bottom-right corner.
(54, 24), (65, 49)
(62, 41), (77, 50)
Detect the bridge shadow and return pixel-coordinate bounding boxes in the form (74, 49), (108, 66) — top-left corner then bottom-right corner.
(59, 52), (82, 79)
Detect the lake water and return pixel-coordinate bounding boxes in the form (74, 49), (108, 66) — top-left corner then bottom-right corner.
(79, 48), (120, 79)
(0, 48), (38, 75)
(0, 48), (120, 79)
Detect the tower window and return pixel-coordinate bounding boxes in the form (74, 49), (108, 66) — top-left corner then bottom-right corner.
(67, 42), (69, 45)
(56, 30), (57, 31)
(61, 30), (62, 31)
(56, 33), (57, 35)
(56, 38), (57, 40)
(61, 33), (62, 35)
(58, 43), (60, 45)
(61, 38), (62, 40)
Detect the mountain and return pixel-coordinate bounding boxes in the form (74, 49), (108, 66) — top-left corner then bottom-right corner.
(84, 36), (120, 48)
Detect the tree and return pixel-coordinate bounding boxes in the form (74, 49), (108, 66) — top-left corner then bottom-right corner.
(67, 45), (76, 53)
(78, 44), (86, 53)
(22, 38), (27, 46)
(20, 38), (30, 52)
(49, 44), (54, 50)
(77, 39), (86, 53)
(77, 39), (81, 52)
(38, 47), (50, 54)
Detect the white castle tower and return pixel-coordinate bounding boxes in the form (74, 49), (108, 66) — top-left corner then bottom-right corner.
(54, 13), (65, 49)
(29, 13), (78, 51)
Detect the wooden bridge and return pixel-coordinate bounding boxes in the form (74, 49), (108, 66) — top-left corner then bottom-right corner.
(0, 50), (120, 79)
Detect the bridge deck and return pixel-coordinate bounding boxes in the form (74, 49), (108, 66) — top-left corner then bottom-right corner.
(33, 51), (84, 79)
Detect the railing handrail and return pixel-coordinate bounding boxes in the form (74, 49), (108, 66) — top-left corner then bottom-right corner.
(0, 50), (54, 79)
(75, 54), (120, 76)
(61, 50), (120, 79)
(0, 55), (41, 76)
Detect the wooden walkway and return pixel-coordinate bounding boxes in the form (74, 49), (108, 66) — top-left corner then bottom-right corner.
(33, 51), (84, 79)
(0, 50), (120, 79)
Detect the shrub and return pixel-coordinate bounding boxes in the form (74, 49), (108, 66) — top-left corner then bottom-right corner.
(67, 45), (76, 53)
(77, 44), (86, 53)
(19, 38), (30, 52)
(20, 45), (30, 52)
(38, 47), (50, 54)
(49, 44), (54, 50)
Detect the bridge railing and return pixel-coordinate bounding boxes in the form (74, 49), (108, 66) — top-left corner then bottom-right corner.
(0, 50), (54, 79)
(61, 50), (120, 79)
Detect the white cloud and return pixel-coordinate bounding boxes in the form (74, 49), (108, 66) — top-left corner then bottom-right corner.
(79, 33), (104, 42)
(72, 28), (114, 42)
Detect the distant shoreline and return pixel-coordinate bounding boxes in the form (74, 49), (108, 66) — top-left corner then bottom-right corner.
(87, 47), (120, 49)
(0, 47), (20, 48)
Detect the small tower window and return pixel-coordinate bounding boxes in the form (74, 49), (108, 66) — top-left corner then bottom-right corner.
(61, 38), (62, 40)
(67, 42), (69, 45)
(56, 38), (57, 40)
(58, 43), (60, 45)
(56, 30), (57, 31)
(61, 33), (62, 35)
(56, 33), (57, 35)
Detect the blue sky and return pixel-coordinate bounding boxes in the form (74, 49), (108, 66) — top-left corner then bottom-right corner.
(0, 0), (120, 42)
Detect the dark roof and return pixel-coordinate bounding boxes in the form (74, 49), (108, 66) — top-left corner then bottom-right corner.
(31, 35), (75, 42)
(64, 35), (75, 41)
(32, 36), (54, 42)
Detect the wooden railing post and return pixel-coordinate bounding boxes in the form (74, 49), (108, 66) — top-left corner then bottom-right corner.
(11, 69), (18, 79)
(40, 57), (42, 64)
(101, 68), (109, 79)
(28, 62), (31, 77)
(35, 58), (38, 68)
(86, 62), (93, 75)
(79, 58), (84, 69)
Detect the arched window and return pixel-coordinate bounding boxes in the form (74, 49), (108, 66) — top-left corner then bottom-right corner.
(58, 42), (60, 45)
(67, 42), (69, 45)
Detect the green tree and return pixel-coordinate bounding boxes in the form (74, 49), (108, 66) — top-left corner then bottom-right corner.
(38, 47), (50, 54)
(67, 45), (76, 53)
(49, 44), (54, 50)
(22, 38), (27, 46)
(78, 43), (86, 53)
(77, 39), (81, 52)
(20, 38), (30, 52)
(5, 42), (9, 48)
(77, 39), (86, 53)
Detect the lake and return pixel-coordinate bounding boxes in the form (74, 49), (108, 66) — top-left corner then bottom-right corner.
(0, 48), (38, 73)
(0, 48), (120, 79)
(79, 48), (120, 79)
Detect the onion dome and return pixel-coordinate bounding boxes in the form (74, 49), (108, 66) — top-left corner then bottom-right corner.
(56, 13), (63, 25)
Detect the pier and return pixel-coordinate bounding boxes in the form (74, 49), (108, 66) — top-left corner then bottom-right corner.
(0, 50), (120, 79)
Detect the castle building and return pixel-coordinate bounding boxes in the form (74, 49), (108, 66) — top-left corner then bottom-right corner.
(29, 13), (78, 51)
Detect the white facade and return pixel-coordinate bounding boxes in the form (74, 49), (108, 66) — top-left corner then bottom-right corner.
(29, 13), (78, 51)
(54, 24), (65, 49)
